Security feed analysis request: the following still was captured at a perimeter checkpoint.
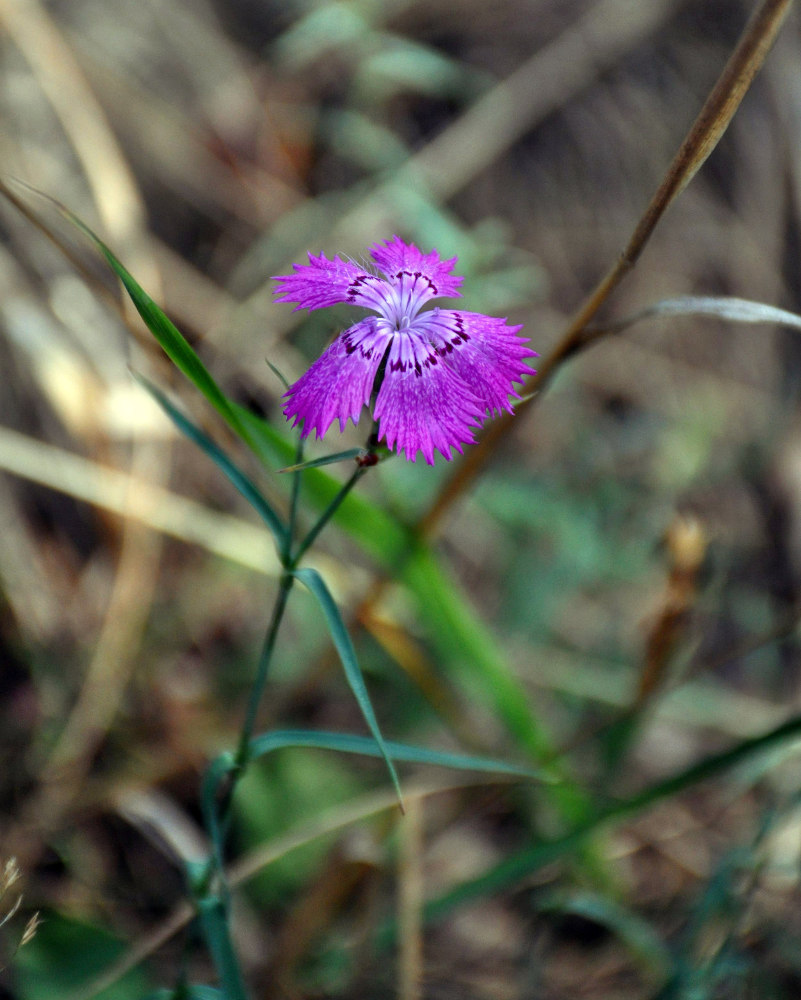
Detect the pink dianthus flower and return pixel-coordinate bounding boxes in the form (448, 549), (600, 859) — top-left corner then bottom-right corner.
(274, 236), (535, 464)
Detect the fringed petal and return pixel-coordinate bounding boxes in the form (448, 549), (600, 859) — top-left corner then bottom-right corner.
(283, 320), (389, 438)
(373, 331), (484, 464)
(369, 236), (463, 305)
(273, 252), (391, 312)
(275, 238), (535, 463)
(417, 309), (536, 415)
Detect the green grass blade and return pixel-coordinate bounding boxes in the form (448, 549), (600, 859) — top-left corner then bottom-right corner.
(60, 208), (269, 464)
(290, 566), (403, 804)
(247, 729), (546, 779)
(135, 375), (286, 552)
(279, 448), (364, 472)
(421, 711), (801, 926)
(402, 544), (592, 821)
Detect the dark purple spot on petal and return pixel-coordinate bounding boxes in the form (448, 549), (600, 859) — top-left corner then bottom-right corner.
(394, 268), (438, 296)
(347, 273), (383, 302)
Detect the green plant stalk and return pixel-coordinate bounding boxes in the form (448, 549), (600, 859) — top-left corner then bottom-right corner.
(285, 438), (305, 563)
(196, 577), (297, 889)
(236, 573), (295, 770)
(194, 895), (250, 1000)
(236, 459), (372, 768)
(208, 461), (378, 855)
(194, 454), (383, 984)
(291, 423), (378, 566)
(291, 465), (367, 566)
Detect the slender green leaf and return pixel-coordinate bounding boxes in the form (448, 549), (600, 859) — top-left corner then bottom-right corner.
(290, 566), (402, 803)
(280, 448), (364, 472)
(135, 374), (286, 552)
(247, 728), (546, 779)
(422, 711), (801, 926)
(265, 358), (290, 390)
(60, 209), (269, 464)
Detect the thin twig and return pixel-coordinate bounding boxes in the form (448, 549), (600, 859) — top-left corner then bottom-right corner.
(420, 0), (794, 538)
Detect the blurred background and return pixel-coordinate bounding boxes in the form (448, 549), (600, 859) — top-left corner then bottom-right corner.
(1, 0), (801, 996)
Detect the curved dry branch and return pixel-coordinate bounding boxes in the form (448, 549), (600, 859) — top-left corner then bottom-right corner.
(420, 0), (794, 538)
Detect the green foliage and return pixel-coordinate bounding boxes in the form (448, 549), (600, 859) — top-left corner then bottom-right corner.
(232, 750), (363, 905)
(144, 989), (224, 1000)
(12, 914), (151, 1000)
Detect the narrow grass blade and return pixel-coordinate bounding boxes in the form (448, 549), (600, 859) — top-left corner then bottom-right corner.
(265, 359), (290, 390)
(136, 374), (286, 552)
(633, 295), (801, 329)
(290, 566), (403, 805)
(421, 711), (801, 925)
(402, 544), (592, 822)
(279, 448), (364, 473)
(248, 729), (546, 780)
(56, 206), (271, 465)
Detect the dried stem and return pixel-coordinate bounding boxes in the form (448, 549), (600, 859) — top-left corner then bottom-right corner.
(420, 0), (794, 538)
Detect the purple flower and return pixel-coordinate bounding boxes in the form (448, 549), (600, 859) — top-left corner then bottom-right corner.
(273, 236), (535, 464)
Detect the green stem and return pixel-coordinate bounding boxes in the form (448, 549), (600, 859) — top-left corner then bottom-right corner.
(235, 573), (295, 768)
(192, 573), (295, 992)
(291, 421), (378, 567)
(195, 895), (250, 1000)
(195, 430), (376, 994)
(284, 437), (305, 562)
(291, 465), (366, 566)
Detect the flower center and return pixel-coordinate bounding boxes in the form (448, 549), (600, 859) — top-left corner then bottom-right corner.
(381, 270), (438, 331)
